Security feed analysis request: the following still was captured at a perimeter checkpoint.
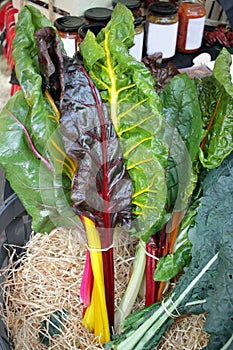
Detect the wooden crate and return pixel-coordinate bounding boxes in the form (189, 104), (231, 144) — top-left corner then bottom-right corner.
(204, 0), (229, 26)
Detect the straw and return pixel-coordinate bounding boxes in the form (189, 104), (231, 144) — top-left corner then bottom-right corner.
(0, 227), (209, 349)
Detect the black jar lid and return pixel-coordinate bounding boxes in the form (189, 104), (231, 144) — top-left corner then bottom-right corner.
(112, 0), (141, 10)
(148, 2), (178, 15)
(84, 7), (113, 23)
(54, 16), (85, 32)
(78, 23), (105, 39)
(133, 13), (143, 27)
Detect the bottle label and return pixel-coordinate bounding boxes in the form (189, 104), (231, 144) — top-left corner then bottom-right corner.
(61, 37), (76, 57)
(185, 16), (206, 50)
(147, 22), (178, 59)
(130, 30), (144, 62)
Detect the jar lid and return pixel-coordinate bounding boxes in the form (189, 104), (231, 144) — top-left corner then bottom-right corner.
(133, 13), (143, 27)
(84, 7), (113, 23)
(148, 2), (178, 15)
(112, 0), (141, 10)
(54, 16), (85, 32)
(78, 23), (105, 39)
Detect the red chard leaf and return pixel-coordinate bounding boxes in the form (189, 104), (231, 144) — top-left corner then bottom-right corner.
(60, 57), (133, 246)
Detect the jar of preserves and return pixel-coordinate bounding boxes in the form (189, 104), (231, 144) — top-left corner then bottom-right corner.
(146, 2), (178, 60)
(177, 1), (206, 53)
(112, 0), (142, 15)
(78, 23), (106, 41)
(84, 7), (113, 25)
(54, 16), (85, 57)
(129, 13), (144, 61)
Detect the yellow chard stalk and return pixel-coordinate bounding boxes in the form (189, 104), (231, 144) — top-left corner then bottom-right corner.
(82, 217), (110, 343)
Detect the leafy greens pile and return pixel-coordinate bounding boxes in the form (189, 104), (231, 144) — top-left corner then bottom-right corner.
(106, 152), (233, 349)
(0, 3), (232, 350)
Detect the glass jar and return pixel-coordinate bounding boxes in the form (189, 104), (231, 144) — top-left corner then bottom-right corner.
(84, 7), (113, 25)
(129, 13), (144, 61)
(54, 16), (85, 57)
(112, 0), (142, 14)
(146, 2), (179, 60)
(177, 1), (206, 53)
(78, 23), (106, 41)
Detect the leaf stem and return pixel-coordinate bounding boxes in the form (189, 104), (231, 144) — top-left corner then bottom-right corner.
(5, 107), (53, 172)
(114, 241), (146, 331)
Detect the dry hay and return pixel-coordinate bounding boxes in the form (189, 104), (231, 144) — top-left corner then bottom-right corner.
(0, 227), (209, 349)
(158, 314), (209, 350)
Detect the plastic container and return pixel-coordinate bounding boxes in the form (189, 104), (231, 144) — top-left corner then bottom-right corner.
(84, 7), (113, 24)
(0, 168), (32, 350)
(146, 1), (179, 60)
(129, 13), (144, 61)
(54, 16), (86, 57)
(112, 0), (142, 14)
(177, 0), (206, 53)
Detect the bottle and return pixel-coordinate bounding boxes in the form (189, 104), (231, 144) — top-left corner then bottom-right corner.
(130, 13), (144, 61)
(54, 16), (85, 57)
(146, 2), (179, 60)
(84, 7), (113, 25)
(177, 0), (206, 53)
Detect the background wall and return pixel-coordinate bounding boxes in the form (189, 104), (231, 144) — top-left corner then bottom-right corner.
(13, 0), (113, 17)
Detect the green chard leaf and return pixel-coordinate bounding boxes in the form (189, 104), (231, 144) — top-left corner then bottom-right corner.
(0, 6), (83, 233)
(196, 48), (233, 169)
(153, 240), (192, 282)
(80, 3), (168, 240)
(160, 73), (203, 212)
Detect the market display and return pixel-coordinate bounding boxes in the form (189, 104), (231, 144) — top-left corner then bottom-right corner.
(0, 2), (232, 350)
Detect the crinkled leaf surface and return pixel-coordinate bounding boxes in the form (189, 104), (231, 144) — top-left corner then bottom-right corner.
(196, 48), (233, 169)
(174, 152), (233, 349)
(203, 228), (233, 350)
(60, 57), (133, 247)
(80, 4), (167, 239)
(107, 152), (233, 349)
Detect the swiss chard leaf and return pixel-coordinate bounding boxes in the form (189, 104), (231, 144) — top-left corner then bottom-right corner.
(60, 56), (133, 246)
(80, 3), (168, 240)
(153, 240), (192, 282)
(196, 48), (233, 169)
(160, 73), (203, 212)
(0, 86), (81, 234)
(0, 6), (83, 233)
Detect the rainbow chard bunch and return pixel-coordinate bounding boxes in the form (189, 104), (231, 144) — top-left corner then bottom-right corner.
(79, 3), (169, 319)
(0, 4), (133, 342)
(35, 24), (134, 340)
(59, 56), (133, 340)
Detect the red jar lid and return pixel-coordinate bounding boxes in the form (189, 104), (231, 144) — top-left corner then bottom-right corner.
(84, 7), (113, 23)
(54, 16), (85, 32)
